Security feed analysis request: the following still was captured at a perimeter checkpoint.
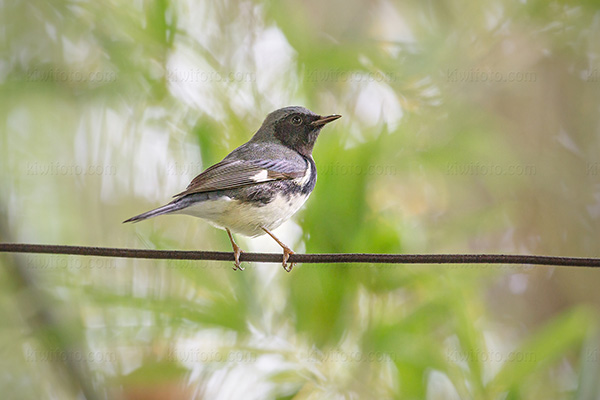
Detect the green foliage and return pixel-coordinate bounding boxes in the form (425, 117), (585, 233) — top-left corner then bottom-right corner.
(1, 0), (600, 399)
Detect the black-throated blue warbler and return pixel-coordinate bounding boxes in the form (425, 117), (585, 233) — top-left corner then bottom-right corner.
(124, 106), (341, 271)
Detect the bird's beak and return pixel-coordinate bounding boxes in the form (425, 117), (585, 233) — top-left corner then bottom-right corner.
(311, 114), (342, 126)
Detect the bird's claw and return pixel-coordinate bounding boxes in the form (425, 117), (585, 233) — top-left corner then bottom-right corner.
(232, 245), (244, 271)
(261, 227), (296, 272)
(282, 247), (295, 272)
(226, 228), (245, 271)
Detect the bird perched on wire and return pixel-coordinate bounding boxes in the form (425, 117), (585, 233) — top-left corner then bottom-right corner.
(124, 106), (341, 271)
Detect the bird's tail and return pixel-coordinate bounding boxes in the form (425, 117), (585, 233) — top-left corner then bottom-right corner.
(123, 202), (183, 223)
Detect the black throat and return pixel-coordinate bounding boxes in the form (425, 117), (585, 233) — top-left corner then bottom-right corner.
(273, 121), (322, 158)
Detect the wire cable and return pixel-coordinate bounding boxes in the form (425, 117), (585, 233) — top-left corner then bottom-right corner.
(1, 243), (599, 267)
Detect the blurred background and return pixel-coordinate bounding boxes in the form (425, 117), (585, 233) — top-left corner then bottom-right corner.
(1, 0), (600, 398)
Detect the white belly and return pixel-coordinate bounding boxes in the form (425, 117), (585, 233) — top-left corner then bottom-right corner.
(176, 193), (310, 237)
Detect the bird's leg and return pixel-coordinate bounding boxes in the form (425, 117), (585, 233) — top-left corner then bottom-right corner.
(261, 227), (295, 272)
(226, 228), (244, 271)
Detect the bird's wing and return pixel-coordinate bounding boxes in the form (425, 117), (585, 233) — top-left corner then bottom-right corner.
(173, 158), (307, 197)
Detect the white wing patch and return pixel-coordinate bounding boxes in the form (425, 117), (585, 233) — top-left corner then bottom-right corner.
(251, 170), (269, 182)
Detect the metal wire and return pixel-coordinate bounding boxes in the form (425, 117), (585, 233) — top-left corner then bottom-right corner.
(1, 243), (599, 267)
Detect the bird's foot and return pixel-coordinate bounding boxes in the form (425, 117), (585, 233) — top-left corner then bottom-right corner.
(262, 227), (296, 272)
(231, 243), (244, 271)
(226, 228), (245, 271)
(282, 246), (296, 272)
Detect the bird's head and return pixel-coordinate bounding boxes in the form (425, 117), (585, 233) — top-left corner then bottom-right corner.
(255, 106), (341, 157)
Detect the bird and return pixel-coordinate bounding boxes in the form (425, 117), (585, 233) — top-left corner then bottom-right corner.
(123, 106), (341, 272)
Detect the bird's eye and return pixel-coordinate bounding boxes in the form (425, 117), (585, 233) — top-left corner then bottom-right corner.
(291, 115), (302, 125)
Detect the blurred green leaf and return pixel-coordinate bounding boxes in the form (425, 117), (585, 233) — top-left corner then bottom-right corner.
(490, 307), (595, 396)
